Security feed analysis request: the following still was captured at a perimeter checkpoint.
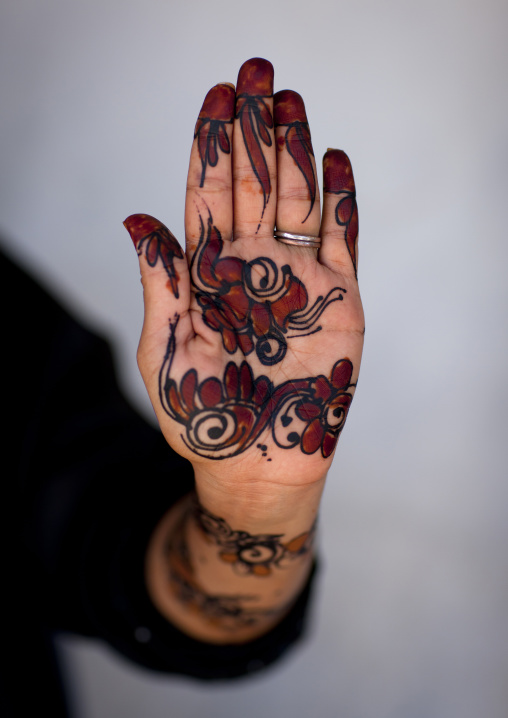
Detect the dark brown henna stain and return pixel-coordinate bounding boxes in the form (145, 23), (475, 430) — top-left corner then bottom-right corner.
(190, 210), (345, 365)
(236, 57), (274, 96)
(194, 503), (315, 577)
(235, 58), (274, 221)
(159, 315), (355, 460)
(274, 90), (316, 222)
(323, 149), (358, 277)
(194, 83), (235, 187)
(124, 214), (184, 297)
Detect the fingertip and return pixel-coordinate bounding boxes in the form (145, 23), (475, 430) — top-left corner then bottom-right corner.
(197, 83), (235, 123)
(323, 150), (355, 194)
(237, 58), (274, 95)
(273, 89), (307, 125)
(123, 213), (162, 248)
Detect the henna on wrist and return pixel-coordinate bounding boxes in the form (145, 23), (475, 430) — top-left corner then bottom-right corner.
(163, 508), (286, 630)
(193, 501), (316, 577)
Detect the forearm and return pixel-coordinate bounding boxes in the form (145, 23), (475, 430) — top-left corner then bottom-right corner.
(145, 475), (324, 644)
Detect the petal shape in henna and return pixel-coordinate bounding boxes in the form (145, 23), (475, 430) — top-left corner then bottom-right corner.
(295, 401), (321, 422)
(195, 220), (224, 289)
(301, 417), (325, 455)
(322, 431), (338, 458)
(218, 123), (230, 152)
(207, 131), (218, 166)
(270, 275), (308, 328)
(253, 376), (272, 406)
(180, 370), (198, 414)
(222, 327), (238, 354)
(221, 284), (250, 322)
(239, 362), (254, 400)
(240, 100), (272, 213)
(199, 377), (223, 408)
(214, 255), (244, 284)
(331, 359), (353, 389)
(250, 302), (272, 337)
(237, 332), (254, 356)
(313, 376), (332, 402)
(285, 123), (317, 221)
(224, 363), (239, 399)
(167, 381), (188, 421)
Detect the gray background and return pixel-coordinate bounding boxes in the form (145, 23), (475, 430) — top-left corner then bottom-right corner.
(2, 0), (508, 716)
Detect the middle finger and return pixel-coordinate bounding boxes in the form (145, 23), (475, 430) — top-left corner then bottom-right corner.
(233, 58), (277, 240)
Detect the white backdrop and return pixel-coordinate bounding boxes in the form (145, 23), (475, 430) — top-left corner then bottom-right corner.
(2, 1), (508, 716)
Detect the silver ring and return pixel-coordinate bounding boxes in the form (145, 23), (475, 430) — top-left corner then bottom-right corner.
(274, 230), (321, 248)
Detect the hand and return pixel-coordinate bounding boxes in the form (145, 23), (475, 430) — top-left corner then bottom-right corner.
(125, 58), (364, 643)
(124, 58), (364, 500)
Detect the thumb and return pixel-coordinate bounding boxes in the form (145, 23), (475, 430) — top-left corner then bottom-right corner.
(123, 213), (192, 357)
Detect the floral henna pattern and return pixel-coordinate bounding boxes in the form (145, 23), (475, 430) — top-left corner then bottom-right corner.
(194, 503), (315, 577)
(274, 90), (317, 222)
(124, 214), (184, 297)
(236, 58), (274, 220)
(323, 149), (359, 277)
(191, 210), (346, 365)
(159, 315), (355, 460)
(194, 83), (235, 187)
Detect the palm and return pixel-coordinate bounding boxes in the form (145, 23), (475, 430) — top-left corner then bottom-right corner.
(126, 59), (363, 486)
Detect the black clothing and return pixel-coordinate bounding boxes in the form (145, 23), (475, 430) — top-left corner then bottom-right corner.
(2, 246), (315, 716)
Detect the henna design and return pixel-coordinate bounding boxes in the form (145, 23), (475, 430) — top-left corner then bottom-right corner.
(236, 58), (274, 221)
(165, 511), (281, 630)
(191, 211), (345, 365)
(194, 503), (315, 577)
(323, 149), (359, 277)
(274, 90), (316, 222)
(160, 315), (354, 460)
(124, 214), (184, 297)
(194, 83), (235, 187)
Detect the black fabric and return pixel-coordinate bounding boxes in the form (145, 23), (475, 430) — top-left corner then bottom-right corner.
(1, 244), (315, 716)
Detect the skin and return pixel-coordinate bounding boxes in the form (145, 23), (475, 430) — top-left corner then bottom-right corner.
(124, 58), (364, 644)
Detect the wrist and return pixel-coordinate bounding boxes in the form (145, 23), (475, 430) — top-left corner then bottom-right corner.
(192, 464), (327, 535)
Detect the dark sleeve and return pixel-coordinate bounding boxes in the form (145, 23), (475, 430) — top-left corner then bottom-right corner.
(5, 245), (316, 683)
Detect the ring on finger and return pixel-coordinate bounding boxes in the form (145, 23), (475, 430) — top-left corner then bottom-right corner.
(274, 230), (321, 248)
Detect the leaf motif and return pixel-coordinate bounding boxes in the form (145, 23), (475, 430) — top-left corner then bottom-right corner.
(238, 99), (271, 213)
(285, 123), (317, 221)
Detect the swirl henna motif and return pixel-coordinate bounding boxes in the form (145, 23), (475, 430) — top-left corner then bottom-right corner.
(191, 212), (346, 365)
(159, 315), (355, 460)
(194, 83), (235, 188)
(274, 90), (317, 222)
(124, 214), (184, 298)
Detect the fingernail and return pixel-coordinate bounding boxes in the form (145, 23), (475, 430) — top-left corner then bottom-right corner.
(236, 57), (274, 96)
(323, 149), (355, 194)
(123, 213), (162, 248)
(274, 90), (307, 125)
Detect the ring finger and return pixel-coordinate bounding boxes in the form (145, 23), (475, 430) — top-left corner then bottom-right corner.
(273, 89), (321, 244)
